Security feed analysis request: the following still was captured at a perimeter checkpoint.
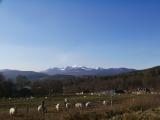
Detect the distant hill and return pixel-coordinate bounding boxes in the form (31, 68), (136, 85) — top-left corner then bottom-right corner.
(44, 66), (160, 92)
(43, 66), (136, 76)
(0, 69), (48, 80)
(0, 66), (135, 80)
(90, 66), (160, 90)
(114, 66), (160, 78)
(0, 66), (136, 80)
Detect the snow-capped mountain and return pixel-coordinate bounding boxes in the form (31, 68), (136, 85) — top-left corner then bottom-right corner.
(0, 66), (136, 80)
(43, 66), (136, 76)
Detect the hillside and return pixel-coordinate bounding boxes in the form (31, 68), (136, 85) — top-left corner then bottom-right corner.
(53, 66), (160, 93)
(0, 69), (48, 80)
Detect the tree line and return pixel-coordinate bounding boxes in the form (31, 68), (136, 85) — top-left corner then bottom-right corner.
(0, 74), (63, 97)
(0, 66), (160, 97)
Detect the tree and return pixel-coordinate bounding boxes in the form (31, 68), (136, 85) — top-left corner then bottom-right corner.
(16, 75), (31, 90)
(0, 73), (5, 81)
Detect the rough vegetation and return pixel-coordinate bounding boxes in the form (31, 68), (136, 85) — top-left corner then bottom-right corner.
(0, 94), (159, 120)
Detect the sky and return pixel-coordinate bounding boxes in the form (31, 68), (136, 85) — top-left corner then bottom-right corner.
(0, 0), (160, 71)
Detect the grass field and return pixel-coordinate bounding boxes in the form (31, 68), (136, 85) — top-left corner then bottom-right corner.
(0, 94), (160, 120)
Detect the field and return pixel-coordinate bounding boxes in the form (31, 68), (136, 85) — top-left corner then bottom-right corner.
(1, 93), (160, 120)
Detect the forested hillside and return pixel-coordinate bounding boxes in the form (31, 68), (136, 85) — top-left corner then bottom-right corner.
(0, 66), (160, 97)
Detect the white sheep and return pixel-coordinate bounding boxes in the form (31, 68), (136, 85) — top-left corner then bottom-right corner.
(56, 103), (60, 112)
(65, 103), (71, 109)
(38, 101), (47, 114)
(75, 103), (83, 109)
(103, 100), (109, 106)
(64, 98), (68, 103)
(9, 107), (17, 116)
(85, 102), (92, 108)
(81, 92), (84, 95)
(38, 105), (47, 113)
(103, 100), (107, 106)
(38, 105), (42, 112)
(90, 93), (94, 96)
(103, 100), (107, 105)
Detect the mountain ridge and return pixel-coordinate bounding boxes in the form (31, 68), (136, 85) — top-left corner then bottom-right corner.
(0, 66), (136, 80)
(43, 66), (136, 76)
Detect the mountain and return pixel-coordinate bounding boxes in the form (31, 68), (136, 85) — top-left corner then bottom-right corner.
(0, 66), (136, 80)
(117, 66), (160, 78)
(0, 69), (48, 80)
(53, 66), (160, 92)
(43, 66), (136, 76)
(41, 66), (160, 93)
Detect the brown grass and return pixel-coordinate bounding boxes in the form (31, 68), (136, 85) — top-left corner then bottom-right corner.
(0, 94), (160, 120)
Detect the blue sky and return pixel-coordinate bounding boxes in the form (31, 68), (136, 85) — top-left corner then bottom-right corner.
(0, 0), (160, 71)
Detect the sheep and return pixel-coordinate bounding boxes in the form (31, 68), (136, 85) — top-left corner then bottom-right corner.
(81, 92), (84, 95)
(103, 100), (108, 107)
(64, 98), (68, 106)
(65, 103), (71, 109)
(56, 103), (60, 112)
(76, 92), (84, 95)
(85, 102), (92, 108)
(38, 105), (47, 113)
(90, 93), (94, 96)
(38, 101), (47, 114)
(103, 100), (106, 105)
(64, 98), (68, 103)
(75, 103), (83, 109)
(9, 107), (17, 116)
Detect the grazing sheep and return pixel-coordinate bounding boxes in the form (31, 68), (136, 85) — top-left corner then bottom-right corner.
(9, 107), (17, 116)
(38, 105), (47, 113)
(76, 92), (84, 95)
(38, 101), (47, 114)
(38, 105), (41, 112)
(85, 102), (92, 108)
(103, 100), (106, 105)
(65, 103), (71, 109)
(56, 103), (60, 112)
(81, 92), (84, 95)
(90, 93), (94, 96)
(103, 100), (107, 107)
(75, 103), (83, 109)
(64, 98), (68, 103)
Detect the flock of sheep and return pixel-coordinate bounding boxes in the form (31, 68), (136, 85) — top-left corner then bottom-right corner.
(9, 97), (109, 116)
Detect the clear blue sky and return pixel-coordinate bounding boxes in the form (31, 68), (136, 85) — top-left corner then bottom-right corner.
(0, 0), (160, 71)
